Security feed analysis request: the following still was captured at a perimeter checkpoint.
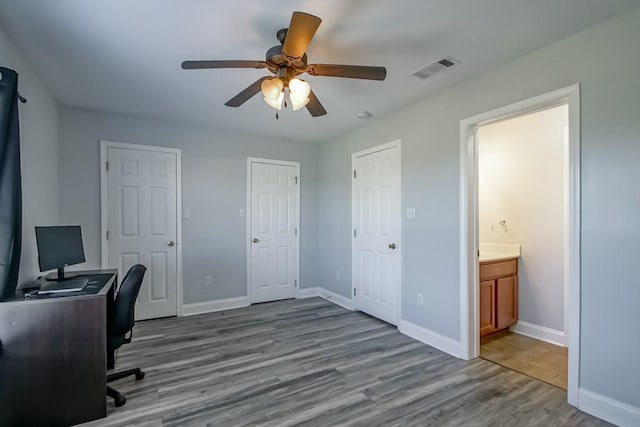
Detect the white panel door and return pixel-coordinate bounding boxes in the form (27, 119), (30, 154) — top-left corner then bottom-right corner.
(107, 147), (178, 320)
(352, 143), (401, 325)
(249, 161), (299, 303)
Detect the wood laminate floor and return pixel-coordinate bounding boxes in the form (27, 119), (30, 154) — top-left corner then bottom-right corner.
(83, 298), (607, 426)
(480, 331), (568, 390)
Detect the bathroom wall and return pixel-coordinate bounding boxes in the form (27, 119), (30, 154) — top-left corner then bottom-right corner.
(478, 105), (568, 333)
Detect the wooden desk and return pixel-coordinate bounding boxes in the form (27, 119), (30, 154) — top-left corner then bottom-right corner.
(0, 269), (117, 426)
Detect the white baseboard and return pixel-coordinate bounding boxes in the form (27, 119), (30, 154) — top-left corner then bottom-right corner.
(181, 296), (249, 316)
(398, 319), (463, 359)
(510, 320), (567, 347)
(298, 287), (321, 298)
(318, 288), (354, 310)
(579, 388), (640, 427)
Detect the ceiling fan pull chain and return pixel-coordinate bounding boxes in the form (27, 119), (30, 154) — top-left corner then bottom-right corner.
(276, 111), (279, 120)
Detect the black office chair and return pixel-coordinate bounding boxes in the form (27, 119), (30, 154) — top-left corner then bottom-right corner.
(107, 264), (147, 407)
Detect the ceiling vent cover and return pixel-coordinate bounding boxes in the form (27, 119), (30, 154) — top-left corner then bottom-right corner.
(412, 56), (460, 79)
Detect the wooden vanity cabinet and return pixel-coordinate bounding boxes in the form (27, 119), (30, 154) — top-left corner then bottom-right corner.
(479, 258), (518, 337)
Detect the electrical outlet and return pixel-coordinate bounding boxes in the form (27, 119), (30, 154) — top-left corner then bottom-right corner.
(184, 209), (191, 219)
(417, 293), (424, 306)
(336, 271), (341, 280)
(204, 275), (212, 286)
(407, 208), (416, 220)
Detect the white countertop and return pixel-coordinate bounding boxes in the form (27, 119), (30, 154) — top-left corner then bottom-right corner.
(479, 252), (520, 262)
(478, 243), (521, 262)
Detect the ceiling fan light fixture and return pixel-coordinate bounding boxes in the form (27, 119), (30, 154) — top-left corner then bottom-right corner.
(291, 97), (310, 111)
(261, 77), (284, 109)
(263, 91), (284, 110)
(288, 78), (311, 111)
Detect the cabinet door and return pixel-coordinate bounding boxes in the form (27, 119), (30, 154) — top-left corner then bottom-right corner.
(479, 280), (496, 336)
(496, 276), (518, 329)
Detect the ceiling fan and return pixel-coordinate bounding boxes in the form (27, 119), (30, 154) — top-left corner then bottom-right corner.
(181, 11), (387, 117)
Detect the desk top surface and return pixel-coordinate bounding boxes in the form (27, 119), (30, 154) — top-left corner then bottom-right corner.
(6, 269), (117, 303)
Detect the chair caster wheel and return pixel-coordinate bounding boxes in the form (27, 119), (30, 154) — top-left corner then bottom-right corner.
(135, 370), (145, 380)
(114, 393), (127, 407)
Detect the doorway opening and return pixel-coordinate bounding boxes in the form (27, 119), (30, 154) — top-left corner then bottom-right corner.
(460, 85), (581, 405)
(476, 104), (569, 390)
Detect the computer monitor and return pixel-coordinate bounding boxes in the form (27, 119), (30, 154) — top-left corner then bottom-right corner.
(35, 225), (86, 281)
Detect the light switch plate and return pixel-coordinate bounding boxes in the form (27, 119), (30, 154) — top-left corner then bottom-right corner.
(407, 208), (416, 220)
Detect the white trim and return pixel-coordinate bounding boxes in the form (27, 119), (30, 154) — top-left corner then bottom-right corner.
(318, 288), (354, 311)
(246, 157), (301, 304)
(398, 319), (463, 359)
(298, 287), (321, 298)
(459, 84), (581, 405)
(579, 388), (640, 427)
(352, 139), (401, 159)
(351, 139), (402, 325)
(510, 321), (567, 347)
(100, 140), (184, 315)
(181, 297), (249, 316)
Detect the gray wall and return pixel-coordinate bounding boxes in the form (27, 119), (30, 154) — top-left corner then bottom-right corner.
(58, 107), (318, 303)
(316, 6), (640, 408)
(0, 24), (60, 285)
(478, 106), (567, 332)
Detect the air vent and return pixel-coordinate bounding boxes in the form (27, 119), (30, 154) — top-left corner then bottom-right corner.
(411, 56), (460, 80)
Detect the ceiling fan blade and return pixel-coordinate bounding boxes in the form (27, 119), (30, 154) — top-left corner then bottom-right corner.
(306, 90), (327, 117)
(225, 76), (271, 107)
(282, 12), (322, 59)
(306, 64), (387, 80)
(181, 60), (267, 70)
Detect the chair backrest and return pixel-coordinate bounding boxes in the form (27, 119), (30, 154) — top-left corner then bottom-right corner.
(111, 264), (146, 344)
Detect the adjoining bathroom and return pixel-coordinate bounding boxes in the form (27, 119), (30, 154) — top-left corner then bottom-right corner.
(477, 104), (569, 389)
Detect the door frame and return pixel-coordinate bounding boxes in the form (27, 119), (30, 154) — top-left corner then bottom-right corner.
(246, 157), (301, 303)
(100, 140), (184, 316)
(459, 84), (581, 405)
(351, 139), (402, 325)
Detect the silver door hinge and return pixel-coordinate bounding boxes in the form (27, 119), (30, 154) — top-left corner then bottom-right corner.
(105, 161), (109, 171)
(353, 170), (356, 179)
(295, 228), (298, 236)
(353, 288), (356, 296)
(353, 229), (357, 237)
(295, 279), (298, 287)
(106, 230), (109, 240)
(294, 176), (299, 184)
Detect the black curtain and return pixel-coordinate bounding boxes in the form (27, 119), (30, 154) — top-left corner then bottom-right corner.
(0, 67), (22, 300)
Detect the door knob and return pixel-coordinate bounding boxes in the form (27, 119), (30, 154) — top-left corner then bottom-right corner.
(167, 241), (176, 247)
(253, 238), (260, 243)
(388, 243), (397, 250)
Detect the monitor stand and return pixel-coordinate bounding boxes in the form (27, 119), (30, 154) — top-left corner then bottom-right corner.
(45, 267), (81, 281)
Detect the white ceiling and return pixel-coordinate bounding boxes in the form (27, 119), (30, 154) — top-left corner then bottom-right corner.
(0, 1), (637, 143)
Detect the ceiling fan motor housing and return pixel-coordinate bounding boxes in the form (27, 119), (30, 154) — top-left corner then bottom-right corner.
(266, 45), (307, 73)
(276, 28), (288, 44)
